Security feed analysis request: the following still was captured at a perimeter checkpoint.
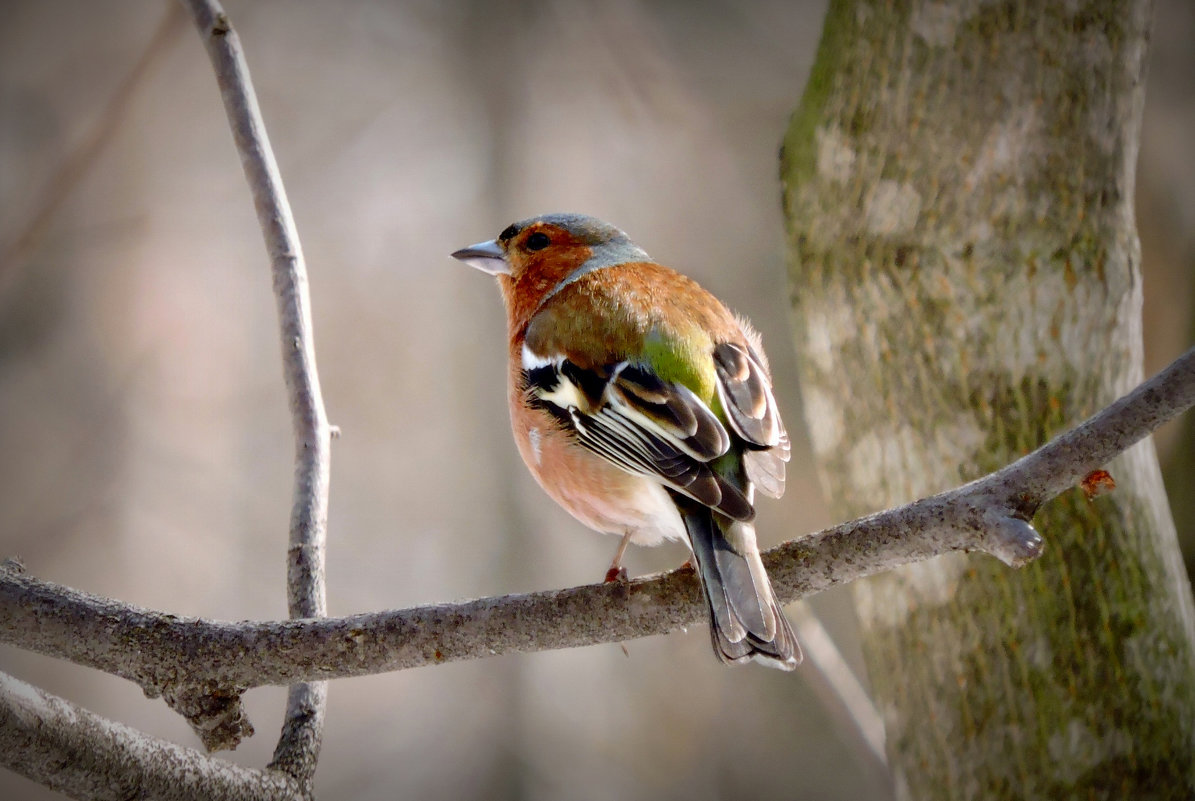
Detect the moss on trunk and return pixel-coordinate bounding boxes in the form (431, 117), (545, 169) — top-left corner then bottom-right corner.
(781, 0), (1195, 796)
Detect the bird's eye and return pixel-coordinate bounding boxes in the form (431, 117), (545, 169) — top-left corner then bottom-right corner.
(525, 232), (551, 251)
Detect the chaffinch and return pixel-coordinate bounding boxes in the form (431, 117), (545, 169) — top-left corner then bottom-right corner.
(452, 213), (799, 670)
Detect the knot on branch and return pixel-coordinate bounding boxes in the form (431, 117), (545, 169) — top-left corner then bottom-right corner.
(163, 684), (254, 752)
(977, 510), (1043, 567)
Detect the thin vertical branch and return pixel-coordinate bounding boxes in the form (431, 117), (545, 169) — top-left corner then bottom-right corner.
(179, 0), (331, 791)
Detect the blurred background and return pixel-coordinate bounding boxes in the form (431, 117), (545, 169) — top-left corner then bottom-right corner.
(1, 1), (1191, 799)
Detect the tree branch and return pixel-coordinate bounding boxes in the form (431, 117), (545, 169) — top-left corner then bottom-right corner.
(0, 671), (300, 801)
(4, 347), (1192, 751)
(177, 0), (331, 785)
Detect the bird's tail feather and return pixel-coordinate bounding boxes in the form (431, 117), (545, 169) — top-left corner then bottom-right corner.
(678, 497), (800, 670)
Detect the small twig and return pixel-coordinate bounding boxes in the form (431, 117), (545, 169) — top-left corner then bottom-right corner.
(0, 4), (186, 292)
(3, 346), (1192, 753)
(178, 0), (331, 785)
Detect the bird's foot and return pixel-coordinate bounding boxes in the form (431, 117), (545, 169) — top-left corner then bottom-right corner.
(604, 565), (629, 584)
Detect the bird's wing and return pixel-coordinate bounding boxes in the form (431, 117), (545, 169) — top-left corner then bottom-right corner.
(521, 348), (754, 521)
(712, 337), (790, 499)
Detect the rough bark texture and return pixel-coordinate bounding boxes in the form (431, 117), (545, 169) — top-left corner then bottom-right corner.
(0, 673), (300, 801)
(781, 1), (1195, 798)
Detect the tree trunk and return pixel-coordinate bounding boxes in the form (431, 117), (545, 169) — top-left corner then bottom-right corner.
(781, 1), (1195, 797)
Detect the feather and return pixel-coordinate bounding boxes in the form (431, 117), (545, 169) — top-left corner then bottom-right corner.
(712, 342), (781, 448)
(744, 448), (787, 499)
(519, 354), (753, 521)
(609, 364), (729, 460)
(673, 492), (800, 669)
(578, 407), (753, 521)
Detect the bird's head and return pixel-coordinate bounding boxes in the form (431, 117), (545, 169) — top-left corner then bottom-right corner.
(452, 213), (649, 290)
(452, 213), (653, 334)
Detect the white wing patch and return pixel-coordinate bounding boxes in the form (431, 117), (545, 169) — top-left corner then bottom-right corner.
(522, 344), (589, 410)
(521, 344), (556, 371)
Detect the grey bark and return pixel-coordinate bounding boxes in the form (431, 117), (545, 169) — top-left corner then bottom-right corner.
(0, 673), (299, 801)
(781, 0), (1195, 797)
(177, 0), (331, 790)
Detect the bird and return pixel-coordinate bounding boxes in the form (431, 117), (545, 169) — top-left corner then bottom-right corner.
(451, 213), (800, 670)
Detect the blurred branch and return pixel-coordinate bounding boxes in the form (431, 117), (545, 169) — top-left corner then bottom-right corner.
(177, 0), (332, 791)
(0, 4), (186, 294)
(788, 603), (890, 790)
(3, 346), (1192, 753)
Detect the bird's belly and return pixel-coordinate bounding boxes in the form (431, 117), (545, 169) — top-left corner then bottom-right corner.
(514, 417), (687, 548)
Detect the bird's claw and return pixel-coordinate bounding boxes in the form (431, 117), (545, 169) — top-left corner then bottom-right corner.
(604, 566), (629, 584)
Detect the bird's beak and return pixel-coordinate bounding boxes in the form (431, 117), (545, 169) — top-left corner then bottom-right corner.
(451, 239), (511, 276)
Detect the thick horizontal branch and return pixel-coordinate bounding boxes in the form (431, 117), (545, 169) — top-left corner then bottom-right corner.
(2, 347), (1193, 742)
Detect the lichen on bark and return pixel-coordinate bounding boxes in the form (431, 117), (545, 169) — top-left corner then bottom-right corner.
(781, 0), (1195, 797)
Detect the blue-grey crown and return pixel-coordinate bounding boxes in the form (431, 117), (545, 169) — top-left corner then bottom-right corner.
(515, 213), (653, 303)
